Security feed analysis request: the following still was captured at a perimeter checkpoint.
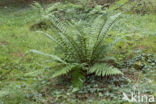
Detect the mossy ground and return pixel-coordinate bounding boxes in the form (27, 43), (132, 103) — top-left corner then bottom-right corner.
(0, 0), (156, 104)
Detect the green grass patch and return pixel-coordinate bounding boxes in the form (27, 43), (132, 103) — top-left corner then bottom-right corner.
(0, 1), (155, 104)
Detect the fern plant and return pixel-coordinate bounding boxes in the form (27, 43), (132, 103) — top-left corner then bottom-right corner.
(30, 13), (123, 89)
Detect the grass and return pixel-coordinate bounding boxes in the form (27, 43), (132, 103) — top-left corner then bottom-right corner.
(0, 0), (156, 104)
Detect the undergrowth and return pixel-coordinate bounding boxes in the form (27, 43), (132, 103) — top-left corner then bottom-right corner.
(0, 1), (156, 104)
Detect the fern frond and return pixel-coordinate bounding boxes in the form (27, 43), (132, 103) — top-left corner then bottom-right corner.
(68, 21), (88, 62)
(90, 13), (121, 63)
(98, 13), (121, 39)
(36, 31), (63, 47)
(71, 68), (85, 88)
(86, 15), (106, 60)
(30, 50), (66, 64)
(48, 16), (86, 62)
(91, 15), (107, 39)
(52, 64), (76, 78)
(31, 1), (44, 14)
(31, 1), (43, 9)
(89, 63), (123, 76)
(37, 31), (79, 62)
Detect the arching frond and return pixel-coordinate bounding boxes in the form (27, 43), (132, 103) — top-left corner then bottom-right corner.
(30, 49), (66, 64)
(89, 63), (123, 76)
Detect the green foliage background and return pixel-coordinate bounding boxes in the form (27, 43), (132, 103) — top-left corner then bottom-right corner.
(0, 0), (156, 103)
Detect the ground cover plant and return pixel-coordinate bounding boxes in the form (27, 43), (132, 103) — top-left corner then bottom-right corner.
(0, 0), (156, 104)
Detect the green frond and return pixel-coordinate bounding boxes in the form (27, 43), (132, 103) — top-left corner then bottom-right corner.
(86, 15), (107, 59)
(99, 13), (121, 39)
(52, 64), (77, 78)
(36, 31), (63, 48)
(90, 13), (121, 63)
(71, 68), (85, 89)
(48, 16), (87, 62)
(68, 21), (88, 62)
(31, 1), (43, 9)
(30, 50), (66, 64)
(89, 63), (123, 76)
(36, 31), (75, 59)
(31, 1), (44, 14)
(91, 15), (107, 39)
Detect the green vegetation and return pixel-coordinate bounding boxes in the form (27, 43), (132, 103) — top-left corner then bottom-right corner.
(30, 12), (123, 89)
(0, 0), (156, 104)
